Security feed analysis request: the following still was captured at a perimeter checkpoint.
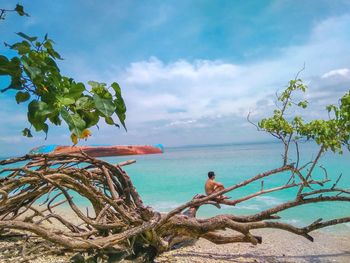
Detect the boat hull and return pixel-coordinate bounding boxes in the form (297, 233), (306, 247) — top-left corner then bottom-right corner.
(29, 145), (164, 157)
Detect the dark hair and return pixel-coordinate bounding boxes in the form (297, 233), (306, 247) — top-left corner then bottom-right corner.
(208, 171), (215, 178)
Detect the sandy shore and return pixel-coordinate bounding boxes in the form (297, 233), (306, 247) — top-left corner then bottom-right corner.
(1, 229), (349, 263)
(156, 229), (350, 263)
(0, 206), (349, 262)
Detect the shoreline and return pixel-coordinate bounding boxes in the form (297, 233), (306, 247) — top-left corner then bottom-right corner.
(156, 229), (350, 263)
(1, 228), (349, 263)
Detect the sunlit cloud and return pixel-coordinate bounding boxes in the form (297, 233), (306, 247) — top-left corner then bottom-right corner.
(113, 15), (350, 129)
(322, 68), (350, 79)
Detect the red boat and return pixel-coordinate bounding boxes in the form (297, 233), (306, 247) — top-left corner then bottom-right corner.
(29, 144), (164, 157)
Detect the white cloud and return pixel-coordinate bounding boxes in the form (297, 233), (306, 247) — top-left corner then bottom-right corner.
(322, 68), (350, 79)
(112, 14), (350, 132)
(167, 119), (197, 127)
(123, 57), (242, 85)
(119, 58), (257, 121)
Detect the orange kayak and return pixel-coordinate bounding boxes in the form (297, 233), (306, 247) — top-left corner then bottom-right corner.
(29, 144), (164, 157)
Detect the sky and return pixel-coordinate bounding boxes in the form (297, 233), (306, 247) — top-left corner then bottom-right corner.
(1, 0), (350, 156)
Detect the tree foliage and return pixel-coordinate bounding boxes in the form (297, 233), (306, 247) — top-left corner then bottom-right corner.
(0, 5), (126, 143)
(258, 79), (350, 155)
(0, 4), (29, 20)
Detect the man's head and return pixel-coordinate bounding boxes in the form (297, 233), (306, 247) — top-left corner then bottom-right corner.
(208, 171), (215, 179)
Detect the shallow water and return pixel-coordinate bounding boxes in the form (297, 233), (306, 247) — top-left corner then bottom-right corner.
(104, 142), (350, 231)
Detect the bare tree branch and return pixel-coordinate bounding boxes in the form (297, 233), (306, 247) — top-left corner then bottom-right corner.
(0, 152), (349, 262)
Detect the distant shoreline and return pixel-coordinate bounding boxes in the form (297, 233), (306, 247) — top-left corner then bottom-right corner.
(166, 139), (280, 149)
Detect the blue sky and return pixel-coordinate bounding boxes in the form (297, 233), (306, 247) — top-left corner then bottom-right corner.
(1, 0), (350, 156)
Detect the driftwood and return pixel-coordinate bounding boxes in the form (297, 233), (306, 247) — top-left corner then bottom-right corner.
(0, 147), (349, 262)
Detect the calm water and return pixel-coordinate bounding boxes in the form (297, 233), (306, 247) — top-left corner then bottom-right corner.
(1, 142), (350, 231)
(104, 142), (350, 231)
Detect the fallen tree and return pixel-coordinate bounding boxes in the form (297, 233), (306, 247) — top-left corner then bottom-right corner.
(0, 81), (349, 262)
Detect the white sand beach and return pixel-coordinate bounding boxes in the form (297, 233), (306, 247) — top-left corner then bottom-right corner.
(155, 229), (350, 263)
(1, 227), (349, 263)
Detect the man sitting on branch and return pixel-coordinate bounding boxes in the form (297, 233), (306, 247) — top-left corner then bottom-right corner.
(205, 171), (230, 199)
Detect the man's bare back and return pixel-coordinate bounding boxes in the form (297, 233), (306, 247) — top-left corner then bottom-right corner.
(205, 171), (229, 199)
(205, 179), (223, 195)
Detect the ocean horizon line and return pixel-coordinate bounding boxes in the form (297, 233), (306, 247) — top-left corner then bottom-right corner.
(165, 139), (281, 150)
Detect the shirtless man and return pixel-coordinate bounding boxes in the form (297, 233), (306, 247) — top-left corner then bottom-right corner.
(205, 171), (229, 199)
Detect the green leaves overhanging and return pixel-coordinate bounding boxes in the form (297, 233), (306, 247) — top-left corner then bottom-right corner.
(0, 32), (127, 142)
(258, 79), (350, 154)
(93, 94), (116, 117)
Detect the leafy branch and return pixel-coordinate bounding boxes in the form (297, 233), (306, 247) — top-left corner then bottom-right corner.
(1, 15), (127, 143)
(0, 4), (29, 20)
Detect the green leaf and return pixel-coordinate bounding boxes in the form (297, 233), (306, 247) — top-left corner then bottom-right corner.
(47, 48), (62, 59)
(82, 111), (99, 128)
(298, 101), (308, 109)
(49, 113), (61, 126)
(105, 116), (114, 125)
(29, 121), (49, 136)
(5, 77), (22, 91)
(0, 56), (21, 77)
(60, 108), (86, 137)
(105, 116), (119, 127)
(88, 81), (101, 89)
(111, 82), (127, 130)
(10, 41), (31, 55)
(111, 81), (126, 106)
(21, 59), (41, 79)
(43, 40), (53, 50)
(114, 98), (127, 130)
(28, 100), (52, 117)
(32, 123), (49, 139)
(0, 56), (10, 73)
(68, 82), (85, 98)
(93, 94), (115, 117)
(14, 4), (29, 16)
(89, 81), (111, 98)
(15, 91), (30, 104)
(22, 128), (33, 137)
(28, 101), (52, 129)
(111, 82), (122, 97)
(16, 32), (37, 42)
(76, 96), (94, 110)
(44, 57), (59, 71)
(60, 97), (75, 106)
(115, 107), (126, 130)
(31, 121), (44, 132)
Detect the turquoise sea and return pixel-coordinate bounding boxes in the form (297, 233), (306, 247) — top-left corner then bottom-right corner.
(104, 142), (350, 231)
(1, 142), (350, 232)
